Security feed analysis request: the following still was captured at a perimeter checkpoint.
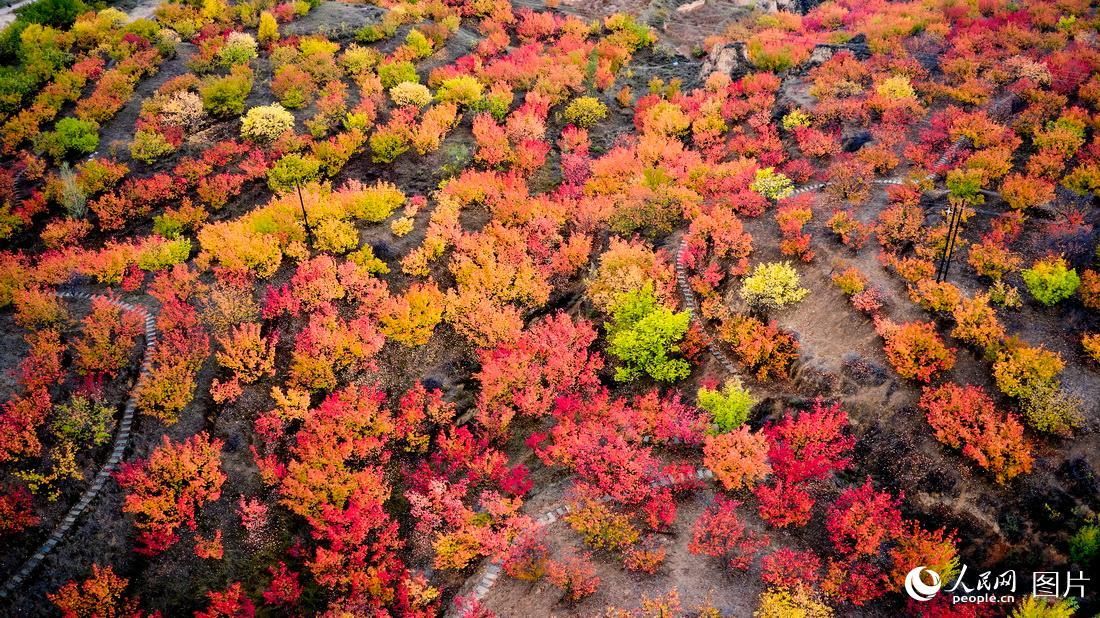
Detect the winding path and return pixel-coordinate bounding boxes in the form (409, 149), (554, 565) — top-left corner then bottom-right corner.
(0, 292), (158, 600)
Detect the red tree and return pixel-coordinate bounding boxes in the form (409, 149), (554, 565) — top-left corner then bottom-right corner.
(825, 480), (904, 557)
(49, 565), (151, 618)
(688, 497), (769, 570)
(761, 547), (822, 588)
(919, 383), (1033, 483)
(114, 432), (226, 555)
(475, 312), (603, 435)
(764, 400), (854, 484)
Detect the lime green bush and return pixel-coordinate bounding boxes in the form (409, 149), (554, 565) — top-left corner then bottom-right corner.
(564, 96), (608, 128)
(435, 75), (484, 107)
(781, 108), (812, 130)
(378, 59), (418, 88)
(404, 29), (433, 59)
(130, 129), (176, 163)
(347, 181), (404, 222)
(266, 153), (322, 193)
(137, 238), (192, 271)
(241, 103), (295, 142)
(750, 167), (795, 200)
(875, 75), (915, 99)
(607, 284), (691, 382)
(200, 66), (254, 117)
(1069, 524), (1099, 565)
(1022, 256), (1080, 306)
(739, 261), (809, 310)
(697, 380), (755, 432)
(218, 31), (258, 66)
(35, 117), (99, 161)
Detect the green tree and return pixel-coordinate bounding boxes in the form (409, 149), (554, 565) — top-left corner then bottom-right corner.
(697, 380), (755, 432)
(266, 154), (321, 193)
(606, 284), (690, 383)
(35, 117), (99, 161)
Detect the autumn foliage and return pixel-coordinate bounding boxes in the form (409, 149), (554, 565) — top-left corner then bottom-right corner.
(115, 432), (226, 555)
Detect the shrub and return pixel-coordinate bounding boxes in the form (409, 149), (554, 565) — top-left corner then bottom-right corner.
(781, 108), (812, 130)
(909, 279), (962, 313)
(271, 64), (313, 108)
(756, 586), (833, 618)
(831, 267), (866, 296)
(200, 66), (253, 117)
(137, 238), (191, 271)
(435, 75), (484, 106)
(240, 103), (294, 142)
(750, 167), (795, 200)
(968, 240), (1022, 280)
(1022, 256), (1080, 306)
(378, 59), (418, 88)
(214, 322), (275, 384)
(951, 293), (1005, 350)
(761, 548), (822, 588)
(1080, 269), (1100, 310)
(697, 379), (755, 431)
(993, 341), (1064, 399)
(114, 433), (225, 555)
(129, 129), (176, 163)
(878, 320), (956, 383)
(563, 96), (608, 128)
(920, 383), (1034, 483)
(547, 553), (600, 604)
(158, 91), (205, 129)
(258, 11), (278, 43)
(739, 261), (809, 310)
(704, 427), (770, 491)
(502, 531), (549, 581)
(346, 180), (405, 221)
(888, 524), (960, 589)
(1069, 524), (1099, 565)
(36, 117), (99, 160)
(266, 154), (321, 193)
(606, 284), (691, 382)
(1010, 596), (1076, 618)
(825, 480), (904, 557)
(640, 100), (690, 136)
(1001, 173), (1055, 210)
(623, 542), (666, 574)
(689, 497), (769, 570)
(389, 81), (431, 107)
(49, 565), (144, 618)
(390, 216), (414, 236)
(1019, 381), (1082, 436)
(312, 218), (357, 253)
(718, 315), (799, 381)
(1083, 333), (1100, 363)
(218, 32), (258, 66)
(875, 75), (915, 99)
(378, 282), (445, 346)
(369, 127), (410, 163)
(71, 297), (144, 378)
(565, 500), (640, 551)
(51, 395), (113, 447)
